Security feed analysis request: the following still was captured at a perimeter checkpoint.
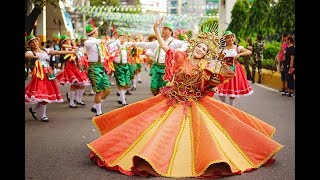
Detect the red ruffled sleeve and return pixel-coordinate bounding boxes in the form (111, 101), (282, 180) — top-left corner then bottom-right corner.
(163, 48), (187, 81)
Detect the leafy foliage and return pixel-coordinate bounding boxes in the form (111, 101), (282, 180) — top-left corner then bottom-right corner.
(228, 0), (251, 37)
(238, 40), (280, 71)
(265, 0), (295, 34)
(243, 0), (271, 37)
(261, 58), (277, 71)
(263, 41), (281, 60)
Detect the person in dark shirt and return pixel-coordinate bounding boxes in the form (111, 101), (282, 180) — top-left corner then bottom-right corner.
(282, 35), (295, 97)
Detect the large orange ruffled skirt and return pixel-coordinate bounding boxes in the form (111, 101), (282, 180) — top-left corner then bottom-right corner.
(88, 95), (283, 178)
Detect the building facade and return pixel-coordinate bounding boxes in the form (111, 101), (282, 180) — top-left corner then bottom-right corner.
(26, 0), (81, 42)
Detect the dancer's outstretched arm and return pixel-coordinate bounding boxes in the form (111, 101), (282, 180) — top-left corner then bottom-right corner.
(153, 17), (169, 52)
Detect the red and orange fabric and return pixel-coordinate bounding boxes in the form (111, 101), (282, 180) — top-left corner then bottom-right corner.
(55, 53), (89, 85)
(87, 48), (283, 178)
(128, 46), (144, 64)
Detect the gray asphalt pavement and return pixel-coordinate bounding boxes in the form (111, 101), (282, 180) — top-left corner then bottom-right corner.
(25, 69), (295, 180)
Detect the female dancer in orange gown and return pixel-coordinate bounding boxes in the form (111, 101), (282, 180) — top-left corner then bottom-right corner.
(87, 17), (283, 178)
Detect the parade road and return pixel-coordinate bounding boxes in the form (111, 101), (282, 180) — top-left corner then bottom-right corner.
(25, 69), (295, 180)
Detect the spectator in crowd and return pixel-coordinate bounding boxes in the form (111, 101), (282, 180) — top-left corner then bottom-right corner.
(276, 32), (289, 92)
(243, 37), (253, 80)
(282, 35), (295, 97)
(252, 33), (265, 83)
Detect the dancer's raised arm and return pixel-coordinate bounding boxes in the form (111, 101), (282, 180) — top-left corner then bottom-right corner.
(153, 17), (169, 52)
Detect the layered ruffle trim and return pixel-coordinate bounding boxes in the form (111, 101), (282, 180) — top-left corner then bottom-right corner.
(88, 150), (277, 179)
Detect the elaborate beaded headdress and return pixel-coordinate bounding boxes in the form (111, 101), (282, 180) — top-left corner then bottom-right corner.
(186, 23), (220, 61)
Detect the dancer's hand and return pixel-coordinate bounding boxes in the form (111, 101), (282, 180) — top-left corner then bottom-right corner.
(234, 54), (240, 60)
(153, 16), (164, 30)
(218, 51), (226, 60)
(153, 16), (169, 52)
(212, 87), (218, 93)
(288, 67), (295, 74)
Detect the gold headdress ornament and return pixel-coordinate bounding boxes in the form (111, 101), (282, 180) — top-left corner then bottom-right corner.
(186, 21), (221, 61)
(186, 32), (220, 61)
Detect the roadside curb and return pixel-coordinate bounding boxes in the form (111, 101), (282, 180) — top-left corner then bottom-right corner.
(242, 65), (282, 90)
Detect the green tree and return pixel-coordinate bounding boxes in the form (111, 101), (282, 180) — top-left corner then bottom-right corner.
(266, 0), (295, 34)
(25, 0), (59, 35)
(244, 0), (271, 37)
(228, 0), (251, 37)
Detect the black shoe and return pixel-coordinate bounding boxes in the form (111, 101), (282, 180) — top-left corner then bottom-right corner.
(118, 100), (122, 104)
(138, 80), (142, 83)
(282, 91), (288, 96)
(122, 103), (128, 107)
(126, 91), (132, 95)
(258, 77), (262, 84)
(287, 93), (294, 97)
(96, 113), (103, 116)
(41, 117), (49, 122)
(29, 108), (38, 120)
(116, 92), (120, 96)
(279, 89), (285, 92)
(75, 100), (86, 106)
(91, 107), (97, 113)
(130, 87), (136, 91)
(69, 104), (77, 108)
(66, 92), (70, 102)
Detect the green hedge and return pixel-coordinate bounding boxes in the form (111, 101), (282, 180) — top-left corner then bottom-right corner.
(238, 58), (277, 71)
(237, 40), (281, 71)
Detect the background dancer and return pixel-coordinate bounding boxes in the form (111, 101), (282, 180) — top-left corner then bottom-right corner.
(217, 30), (253, 106)
(126, 22), (189, 96)
(25, 34), (75, 122)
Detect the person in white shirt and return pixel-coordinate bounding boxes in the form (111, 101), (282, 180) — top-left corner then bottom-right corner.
(126, 22), (189, 96)
(84, 24), (117, 116)
(111, 31), (133, 106)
